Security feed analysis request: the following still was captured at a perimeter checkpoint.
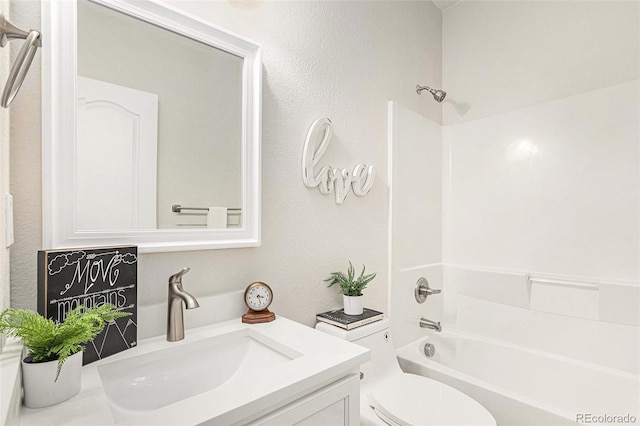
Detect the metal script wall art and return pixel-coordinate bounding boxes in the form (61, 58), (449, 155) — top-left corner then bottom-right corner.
(302, 118), (375, 204)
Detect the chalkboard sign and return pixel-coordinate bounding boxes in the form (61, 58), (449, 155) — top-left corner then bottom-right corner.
(37, 246), (137, 365)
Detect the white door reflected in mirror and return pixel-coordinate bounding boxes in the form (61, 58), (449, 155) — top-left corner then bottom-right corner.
(77, 77), (158, 230)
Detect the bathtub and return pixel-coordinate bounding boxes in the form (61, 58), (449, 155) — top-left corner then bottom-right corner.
(396, 331), (639, 426)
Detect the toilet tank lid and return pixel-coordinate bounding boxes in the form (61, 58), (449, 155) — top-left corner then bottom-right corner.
(315, 318), (390, 342)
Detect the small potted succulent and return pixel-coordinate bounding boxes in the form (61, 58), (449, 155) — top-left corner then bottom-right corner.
(325, 261), (377, 315)
(0, 304), (130, 408)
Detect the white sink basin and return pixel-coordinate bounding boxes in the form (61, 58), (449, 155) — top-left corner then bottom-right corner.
(97, 329), (299, 422)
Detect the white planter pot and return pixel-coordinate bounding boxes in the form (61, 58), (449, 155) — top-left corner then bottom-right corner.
(343, 295), (364, 315)
(22, 351), (82, 408)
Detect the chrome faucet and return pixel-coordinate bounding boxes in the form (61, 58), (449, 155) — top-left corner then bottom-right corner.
(419, 317), (442, 332)
(167, 267), (200, 342)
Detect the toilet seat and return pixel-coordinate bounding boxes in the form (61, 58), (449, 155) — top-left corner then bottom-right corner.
(366, 374), (496, 426)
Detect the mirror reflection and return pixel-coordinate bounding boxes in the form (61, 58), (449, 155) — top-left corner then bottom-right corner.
(76, 0), (243, 230)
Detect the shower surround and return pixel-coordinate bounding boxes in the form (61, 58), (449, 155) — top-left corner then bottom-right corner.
(390, 1), (638, 423)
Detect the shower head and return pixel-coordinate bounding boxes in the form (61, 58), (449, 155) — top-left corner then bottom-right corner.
(416, 85), (447, 103)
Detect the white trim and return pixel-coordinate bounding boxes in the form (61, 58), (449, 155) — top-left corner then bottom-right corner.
(386, 101), (396, 320)
(42, 0), (261, 252)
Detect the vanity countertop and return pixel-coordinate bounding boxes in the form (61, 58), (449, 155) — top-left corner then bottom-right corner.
(19, 317), (369, 425)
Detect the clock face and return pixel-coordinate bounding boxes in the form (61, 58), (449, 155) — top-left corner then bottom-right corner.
(244, 282), (273, 312)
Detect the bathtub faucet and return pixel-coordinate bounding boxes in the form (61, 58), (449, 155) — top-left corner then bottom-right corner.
(419, 317), (442, 332)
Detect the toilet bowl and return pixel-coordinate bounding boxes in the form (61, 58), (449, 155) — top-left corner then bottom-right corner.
(316, 319), (496, 426)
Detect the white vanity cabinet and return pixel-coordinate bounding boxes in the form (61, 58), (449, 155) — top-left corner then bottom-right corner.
(244, 374), (360, 426)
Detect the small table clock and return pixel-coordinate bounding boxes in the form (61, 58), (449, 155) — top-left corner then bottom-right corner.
(242, 282), (276, 324)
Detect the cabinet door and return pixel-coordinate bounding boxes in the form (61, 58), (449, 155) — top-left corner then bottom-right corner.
(246, 374), (360, 426)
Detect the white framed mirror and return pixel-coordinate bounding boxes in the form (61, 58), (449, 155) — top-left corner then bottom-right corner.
(42, 0), (261, 252)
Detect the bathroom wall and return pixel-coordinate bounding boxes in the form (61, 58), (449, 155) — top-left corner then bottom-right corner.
(7, 0), (40, 318)
(442, 0), (639, 126)
(0, 0), (10, 352)
(10, 1), (443, 327)
(441, 1), (639, 372)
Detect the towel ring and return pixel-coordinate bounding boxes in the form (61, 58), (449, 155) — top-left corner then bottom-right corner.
(1, 29), (40, 107)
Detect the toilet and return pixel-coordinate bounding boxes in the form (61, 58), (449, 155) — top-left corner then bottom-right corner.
(316, 319), (496, 426)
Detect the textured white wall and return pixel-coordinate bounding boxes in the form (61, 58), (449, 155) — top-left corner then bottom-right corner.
(8, 0), (40, 314)
(10, 1), (443, 328)
(0, 0), (10, 352)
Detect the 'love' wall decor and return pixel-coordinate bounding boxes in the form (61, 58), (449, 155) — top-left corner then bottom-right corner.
(37, 246), (137, 364)
(302, 118), (375, 204)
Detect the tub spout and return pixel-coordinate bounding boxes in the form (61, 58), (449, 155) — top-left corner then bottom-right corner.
(419, 317), (442, 332)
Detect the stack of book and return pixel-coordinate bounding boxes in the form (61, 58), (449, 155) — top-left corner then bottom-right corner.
(316, 308), (384, 330)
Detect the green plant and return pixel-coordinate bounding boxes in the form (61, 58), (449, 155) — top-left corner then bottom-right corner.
(0, 304), (130, 380)
(325, 261), (377, 297)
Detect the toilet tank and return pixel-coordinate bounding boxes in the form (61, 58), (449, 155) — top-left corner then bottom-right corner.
(316, 319), (402, 382)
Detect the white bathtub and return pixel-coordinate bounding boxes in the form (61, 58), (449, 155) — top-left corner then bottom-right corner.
(396, 331), (640, 426)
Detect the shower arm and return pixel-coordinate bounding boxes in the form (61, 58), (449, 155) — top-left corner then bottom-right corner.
(416, 84), (447, 103)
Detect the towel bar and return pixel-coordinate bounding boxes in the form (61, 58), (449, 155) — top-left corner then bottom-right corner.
(172, 204), (241, 214)
(0, 9), (41, 107)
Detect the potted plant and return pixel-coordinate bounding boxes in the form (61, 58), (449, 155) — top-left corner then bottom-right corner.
(0, 303), (130, 408)
(325, 261), (377, 315)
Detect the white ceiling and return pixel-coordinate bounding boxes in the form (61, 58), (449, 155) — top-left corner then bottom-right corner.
(431, 0), (462, 12)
